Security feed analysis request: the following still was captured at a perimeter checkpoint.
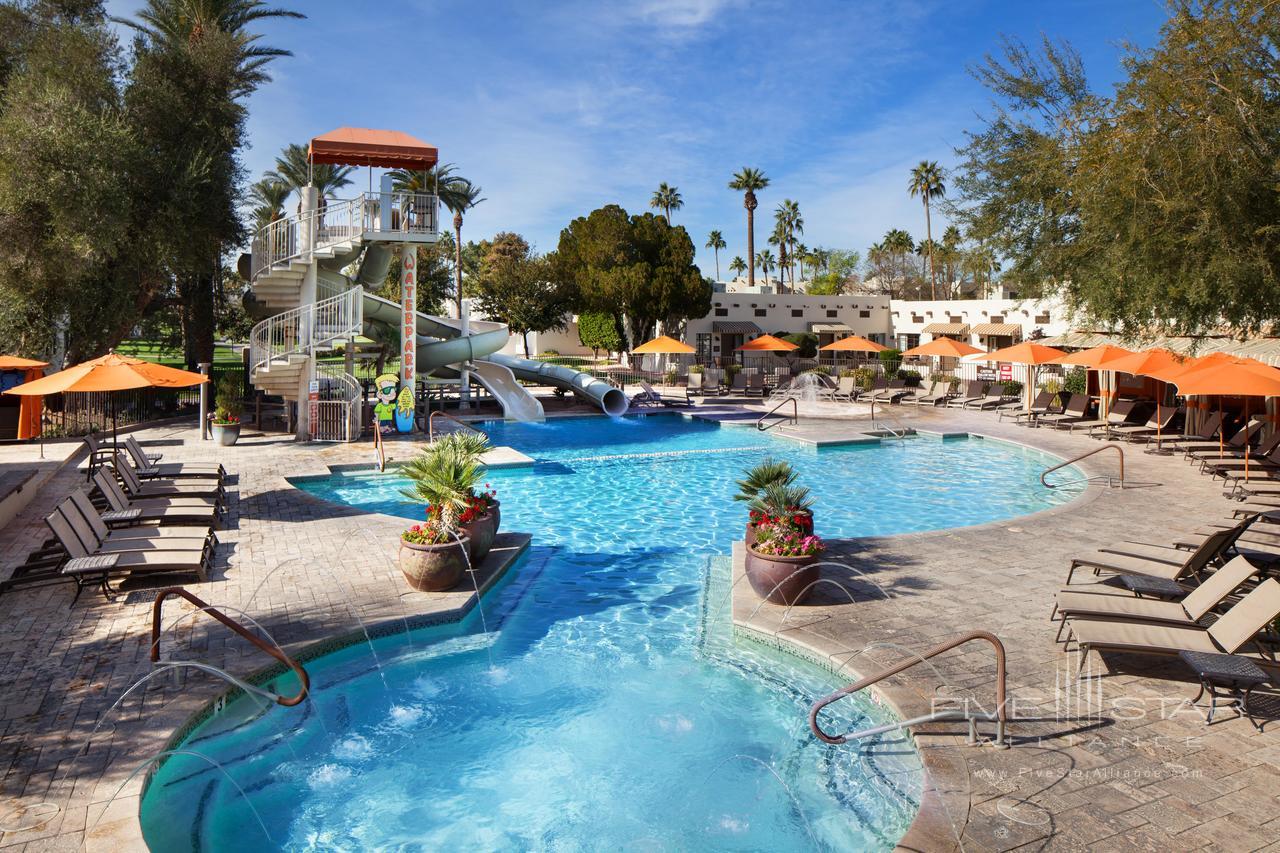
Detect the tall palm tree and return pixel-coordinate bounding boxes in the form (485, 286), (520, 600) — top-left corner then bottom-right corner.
(728, 167), (769, 290)
(774, 199), (803, 290)
(755, 250), (775, 287)
(248, 177), (291, 229)
(729, 256), (747, 280)
(908, 160), (946, 299)
(387, 162), (457, 194)
(266, 143), (356, 210)
(794, 242), (809, 281)
(705, 230), (726, 280)
(439, 177), (486, 318)
(650, 182), (682, 223)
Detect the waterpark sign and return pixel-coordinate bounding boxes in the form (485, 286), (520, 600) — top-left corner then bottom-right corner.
(401, 246), (416, 389)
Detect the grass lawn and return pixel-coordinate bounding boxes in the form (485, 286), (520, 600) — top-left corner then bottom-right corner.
(116, 340), (243, 366)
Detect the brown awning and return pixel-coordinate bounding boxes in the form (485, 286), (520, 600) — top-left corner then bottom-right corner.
(809, 322), (852, 333)
(922, 323), (969, 335)
(309, 127), (438, 170)
(972, 323), (1021, 336)
(713, 321), (762, 334)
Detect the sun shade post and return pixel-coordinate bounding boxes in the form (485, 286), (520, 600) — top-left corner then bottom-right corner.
(199, 363), (211, 440)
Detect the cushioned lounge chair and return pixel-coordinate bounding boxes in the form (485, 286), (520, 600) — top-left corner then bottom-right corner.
(1054, 555), (1258, 641)
(1067, 577), (1280, 677)
(869, 379), (908, 403)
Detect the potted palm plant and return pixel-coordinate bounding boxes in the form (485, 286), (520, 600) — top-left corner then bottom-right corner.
(744, 481), (823, 605)
(733, 459), (809, 547)
(210, 376), (242, 446)
(401, 433), (500, 572)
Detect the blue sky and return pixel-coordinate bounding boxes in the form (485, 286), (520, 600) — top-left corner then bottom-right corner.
(107, 0), (1166, 275)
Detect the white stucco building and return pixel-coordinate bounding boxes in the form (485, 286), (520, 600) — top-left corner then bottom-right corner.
(889, 295), (1071, 352)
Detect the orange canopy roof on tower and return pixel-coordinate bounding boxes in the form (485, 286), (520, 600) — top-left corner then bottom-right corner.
(308, 127), (439, 170)
(900, 338), (984, 358)
(1046, 344), (1134, 368)
(736, 334), (798, 352)
(3, 352), (207, 395)
(632, 335), (695, 354)
(0, 355), (48, 370)
(971, 342), (1066, 365)
(818, 335), (888, 353)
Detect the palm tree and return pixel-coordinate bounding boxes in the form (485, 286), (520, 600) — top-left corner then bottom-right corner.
(248, 177), (291, 229)
(767, 227), (786, 292)
(705, 230), (726, 280)
(266, 143), (356, 210)
(794, 242), (809, 281)
(728, 167), (769, 290)
(908, 160), (946, 299)
(729, 256), (747, 280)
(755, 250), (775, 287)
(439, 176), (486, 318)
(387, 162), (457, 194)
(774, 199), (803, 289)
(119, 1), (304, 98)
(650, 182), (683, 223)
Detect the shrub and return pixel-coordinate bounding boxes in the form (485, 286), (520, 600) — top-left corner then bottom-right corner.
(1063, 367), (1087, 394)
(664, 367), (678, 385)
(540, 349), (560, 357)
(896, 368), (922, 386)
(578, 312), (623, 357)
(852, 367), (877, 390)
(689, 364), (704, 374)
(804, 365), (832, 375)
(1001, 380), (1024, 395)
(1041, 377), (1063, 396)
(725, 363), (742, 379)
(838, 368), (858, 378)
(877, 348), (902, 371)
(213, 376), (242, 424)
(782, 332), (818, 358)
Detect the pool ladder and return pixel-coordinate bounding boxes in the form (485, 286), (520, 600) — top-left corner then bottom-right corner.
(1040, 444), (1125, 489)
(757, 398), (798, 431)
(809, 630), (1009, 748)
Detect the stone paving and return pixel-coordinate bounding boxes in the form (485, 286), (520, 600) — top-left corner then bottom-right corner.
(0, 407), (1277, 850)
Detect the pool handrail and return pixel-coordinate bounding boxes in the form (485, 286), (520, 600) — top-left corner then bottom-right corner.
(809, 630), (1008, 747)
(1040, 444), (1124, 489)
(757, 398), (798, 431)
(150, 587), (311, 707)
(428, 410), (487, 443)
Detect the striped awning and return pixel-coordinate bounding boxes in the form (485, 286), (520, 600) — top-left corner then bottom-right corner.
(809, 322), (852, 333)
(922, 323), (969, 335)
(972, 323), (1021, 336)
(712, 321), (763, 334)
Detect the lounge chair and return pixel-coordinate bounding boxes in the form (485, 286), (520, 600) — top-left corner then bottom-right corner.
(964, 384), (1010, 410)
(687, 372), (706, 396)
(124, 436), (225, 482)
(64, 490), (213, 551)
(44, 497), (213, 603)
(1073, 399), (1140, 436)
(92, 468), (220, 526)
(1107, 405), (1181, 443)
(946, 380), (986, 409)
(632, 381), (693, 408)
(998, 390), (1055, 423)
(727, 373), (748, 395)
(1036, 394), (1091, 429)
(911, 381), (955, 407)
(1054, 555), (1258, 638)
(1158, 412), (1226, 452)
(1200, 435), (1280, 480)
(898, 380), (936, 406)
(1064, 524), (1241, 586)
(1181, 420), (1262, 462)
(1067, 577), (1280, 677)
(115, 454), (226, 504)
(744, 373), (765, 397)
(869, 379), (908, 403)
(81, 433), (119, 479)
(825, 375), (859, 402)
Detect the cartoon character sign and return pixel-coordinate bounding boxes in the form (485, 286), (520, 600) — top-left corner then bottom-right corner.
(373, 373), (399, 433)
(394, 386), (415, 433)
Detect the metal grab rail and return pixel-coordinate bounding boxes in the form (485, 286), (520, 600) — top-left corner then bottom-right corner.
(1041, 444), (1125, 489)
(428, 410), (488, 443)
(150, 587), (310, 707)
(810, 630), (1008, 746)
(372, 418), (386, 471)
(757, 397), (798, 431)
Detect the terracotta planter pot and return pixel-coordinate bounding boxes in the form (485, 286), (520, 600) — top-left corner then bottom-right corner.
(460, 500), (500, 564)
(211, 422), (240, 446)
(399, 535), (470, 591)
(745, 545), (819, 606)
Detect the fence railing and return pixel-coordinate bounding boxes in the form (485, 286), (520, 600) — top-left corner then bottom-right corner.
(361, 191), (438, 236)
(39, 365), (245, 438)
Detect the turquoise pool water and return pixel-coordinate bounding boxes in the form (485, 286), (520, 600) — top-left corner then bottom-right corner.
(140, 415), (1082, 851)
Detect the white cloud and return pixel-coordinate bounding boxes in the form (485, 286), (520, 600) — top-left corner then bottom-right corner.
(631, 0), (742, 28)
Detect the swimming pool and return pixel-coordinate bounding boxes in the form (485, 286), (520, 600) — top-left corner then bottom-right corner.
(140, 415), (1082, 850)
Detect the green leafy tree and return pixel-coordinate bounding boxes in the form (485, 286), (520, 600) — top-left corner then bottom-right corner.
(728, 167), (769, 290)
(649, 182), (682, 223)
(577, 311), (623, 358)
(908, 160), (946, 298)
(472, 233), (573, 357)
(555, 204), (710, 348)
(705, 229), (726, 280)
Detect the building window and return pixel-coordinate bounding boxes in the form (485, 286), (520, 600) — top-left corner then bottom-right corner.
(948, 315), (962, 324)
(696, 333), (711, 363)
(911, 314), (924, 323)
(791, 309), (803, 318)
(754, 308), (766, 317)
(714, 307), (727, 317)
(826, 309), (837, 318)
(1035, 313), (1051, 324)
(859, 310), (870, 318)
(989, 315), (1005, 324)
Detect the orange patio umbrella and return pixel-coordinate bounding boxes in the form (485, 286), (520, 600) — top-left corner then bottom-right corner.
(632, 334), (695, 379)
(736, 334), (798, 352)
(5, 352), (208, 445)
(1173, 359), (1280, 477)
(1100, 348), (1190, 448)
(819, 335), (888, 353)
(1048, 344), (1134, 423)
(900, 338), (984, 358)
(973, 342), (1067, 411)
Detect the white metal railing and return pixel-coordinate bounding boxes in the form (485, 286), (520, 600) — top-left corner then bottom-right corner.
(313, 360), (362, 442)
(249, 287), (362, 377)
(361, 191), (438, 237)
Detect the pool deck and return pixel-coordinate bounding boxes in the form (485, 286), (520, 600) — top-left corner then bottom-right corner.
(0, 407), (1277, 849)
